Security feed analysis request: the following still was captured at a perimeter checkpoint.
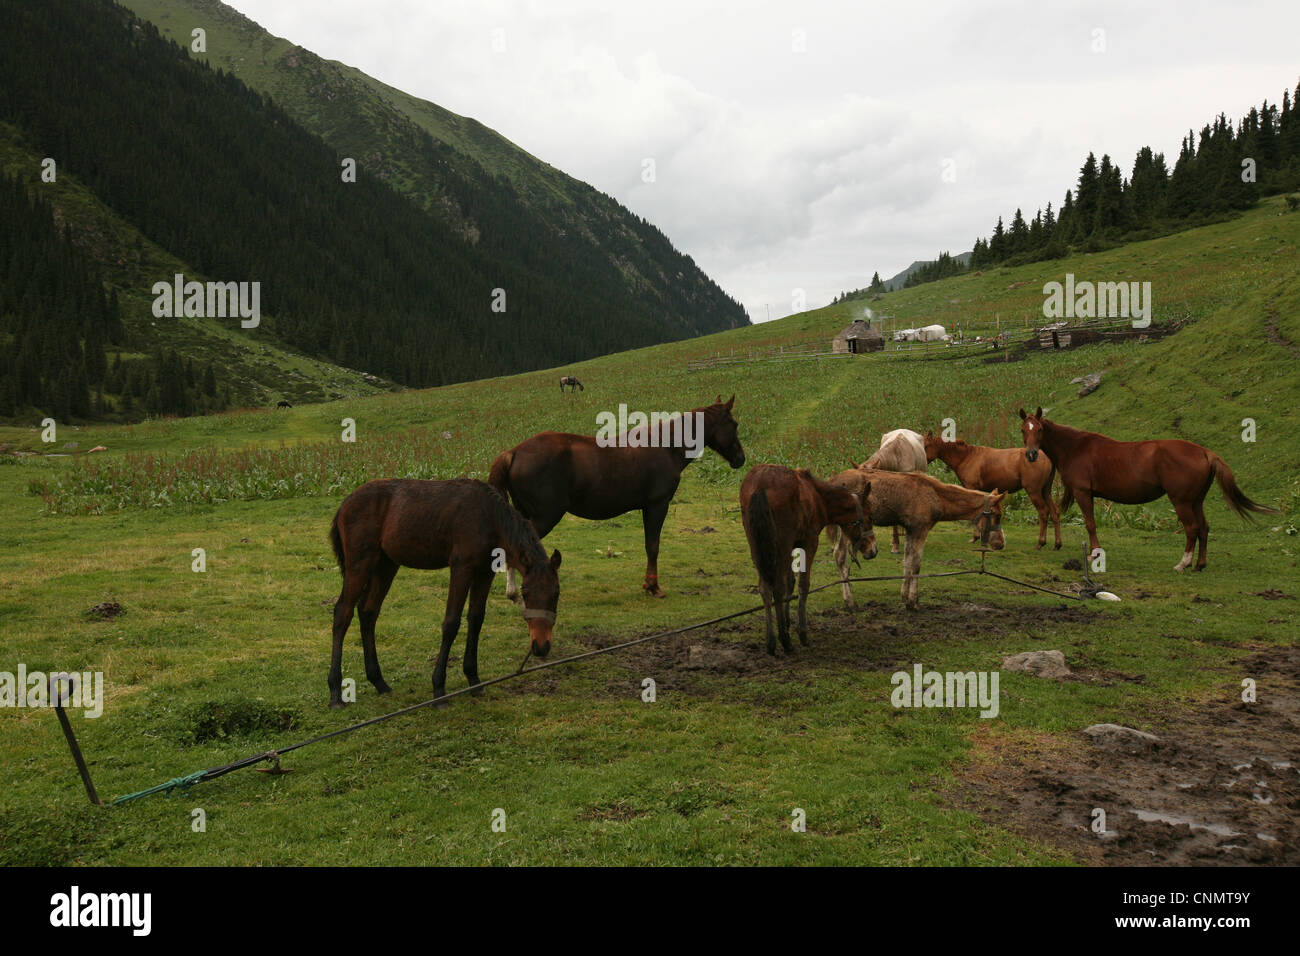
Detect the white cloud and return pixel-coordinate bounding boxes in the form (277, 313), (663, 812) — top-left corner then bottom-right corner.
(226, 0), (1300, 320)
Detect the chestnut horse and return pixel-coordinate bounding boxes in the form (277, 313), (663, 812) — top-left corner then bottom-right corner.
(923, 432), (1061, 549)
(490, 396), (745, 597)
(328, 478), (561, 708)
(740, 464), (876, 654)
(1019, 407), (1277, 571)
(827, 469), (1006, 609)
(862, 428), (928, 554)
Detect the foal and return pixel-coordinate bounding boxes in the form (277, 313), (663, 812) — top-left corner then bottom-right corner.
(827, 469), (1006, 610)
(740, 465), (876, 655)
(328, 479), (561, 707)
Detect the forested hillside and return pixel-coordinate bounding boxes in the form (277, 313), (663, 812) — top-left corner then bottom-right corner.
(0, 0), (746, 421)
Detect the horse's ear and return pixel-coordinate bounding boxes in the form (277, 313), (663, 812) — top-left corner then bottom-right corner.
(1018, 408), (1027, 420)
(549, 549), (562, 571)
(1035, 406), (1043, 418)
(725, 394), (735, 411)
(715, 394), (723, 405)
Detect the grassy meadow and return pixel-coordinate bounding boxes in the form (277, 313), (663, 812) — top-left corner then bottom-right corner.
(1, 197), (1298, 866)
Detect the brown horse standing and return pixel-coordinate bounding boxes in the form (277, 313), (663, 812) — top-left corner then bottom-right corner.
(489, 396), (746, 597)
(328, 478), (561, 708)
(740, 464), (876, 655)
(827, 469), (1006, 609)
(1019, 407), (1277, 571)
(924, 432), (1061, 549)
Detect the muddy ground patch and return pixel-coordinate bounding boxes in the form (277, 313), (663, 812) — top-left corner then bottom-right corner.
(567, 597), (1096, 699)
(946, 645), (1299, 865)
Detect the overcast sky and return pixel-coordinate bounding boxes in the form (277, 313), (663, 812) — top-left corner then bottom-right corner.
(226, 0), (1299, 322)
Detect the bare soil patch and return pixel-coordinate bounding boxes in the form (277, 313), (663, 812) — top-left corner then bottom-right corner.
(947, 645), (1300, 865)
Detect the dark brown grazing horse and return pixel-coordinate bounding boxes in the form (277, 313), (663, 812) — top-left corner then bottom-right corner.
(490, 395), (746, 597)
(1019, 407), (1277, 571)
(740, 464), (876, 655)
(328, 478), (561, 708)
(924, 432), (1062, 549)
(559, 376), (584, 393)
(827, 469), (1006, 609)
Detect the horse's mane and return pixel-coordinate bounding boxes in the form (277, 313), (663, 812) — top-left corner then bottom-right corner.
(476, 480), (549, 569)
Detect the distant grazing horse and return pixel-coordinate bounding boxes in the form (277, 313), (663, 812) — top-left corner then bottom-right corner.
(328, 478), (562, 707)
(861, 428), (928, 554)
(828, 469), (1006, 609)
(276, 400), (292, 409)
(560, 376), (585, 393)
(924, 432), (1061, 549)
(1019, 407), (1277, 571)
(490, 396), (746, 597)
(741, 465), (876, 655)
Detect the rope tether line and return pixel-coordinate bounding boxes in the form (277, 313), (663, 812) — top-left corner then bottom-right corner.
(78, 558), (1082, 806)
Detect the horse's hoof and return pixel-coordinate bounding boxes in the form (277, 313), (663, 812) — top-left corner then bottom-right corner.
(644, 587), (666, 598)
(469, 685), (486, 698)
(328, 699), (346, 710)
(433, 696), (451, 710)
(373, 681), (392, 695)
(1054, 542), (1062, 550)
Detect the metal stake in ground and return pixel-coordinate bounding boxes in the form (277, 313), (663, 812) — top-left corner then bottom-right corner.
(50, 673), (104, 807)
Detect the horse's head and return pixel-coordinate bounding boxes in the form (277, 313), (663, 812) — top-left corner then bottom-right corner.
(819, 472), (877, 562)
(704, 395), (746, 469)
(1018, 406), (1046, 462)
(974, 491), (1008, 550)
(520, 549), (563, 658)
(843, 485), (878, 562)
(922, 431), (942, 462)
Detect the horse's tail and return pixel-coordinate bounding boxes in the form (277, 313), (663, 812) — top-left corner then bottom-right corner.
(328, 511), (346, 576)
(1209, 453), (1278, 521)
(488, 449), (515, 504)
(1057, 483), (1075, 515)
(748, 488), (783, 592)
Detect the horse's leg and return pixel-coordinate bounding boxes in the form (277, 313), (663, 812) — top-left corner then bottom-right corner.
(1028, 486), (1049, 549)
(1171, 499), (1200, 572)
(902, 525), (931, 610)
(891, 525), (902, 554)
(796, 548), (812, 646)
(329, 556), (374, 708)
(1049, 483), (1062, 550)
(759, 578), (777, 656)
(358, 555), (398, 695)
(1074, 488), (1101, 557)
(777, 564), (794, 654)
(463, 568), (494, 695)
(1196, 504), (1210, 571)
(433, 563), (474, 704)
(829, 527), (855, 609)
(641, 498), (671, 597)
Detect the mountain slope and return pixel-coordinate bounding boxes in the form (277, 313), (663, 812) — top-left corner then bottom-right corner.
(120, 0), (748, 335)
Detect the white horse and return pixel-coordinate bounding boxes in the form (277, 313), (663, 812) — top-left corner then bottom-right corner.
(861, 429), (928, 553)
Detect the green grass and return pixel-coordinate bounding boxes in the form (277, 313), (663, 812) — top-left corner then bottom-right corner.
(2, 198), (1298, 866)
